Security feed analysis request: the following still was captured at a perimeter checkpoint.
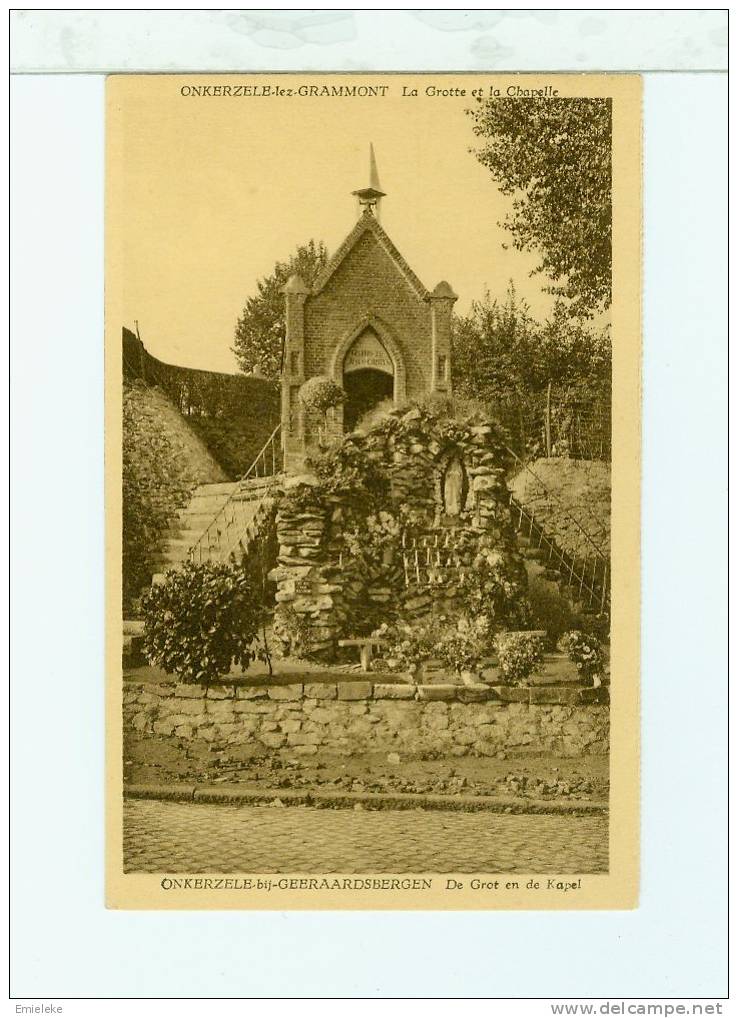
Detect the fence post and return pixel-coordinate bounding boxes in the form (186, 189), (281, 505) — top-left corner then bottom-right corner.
(544, 381), (552, 457)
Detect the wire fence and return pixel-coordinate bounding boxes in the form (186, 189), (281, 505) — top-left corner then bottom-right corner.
(485, 388), (611, 463)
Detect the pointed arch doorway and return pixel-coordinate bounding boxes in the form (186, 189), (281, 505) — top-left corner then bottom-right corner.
(342, 327), (395, 432)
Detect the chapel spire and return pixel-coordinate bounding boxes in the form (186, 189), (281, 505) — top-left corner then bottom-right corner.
(351, 143), (386, 219)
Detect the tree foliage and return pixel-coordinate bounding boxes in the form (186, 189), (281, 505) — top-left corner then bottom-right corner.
(452, 285), (611, 458)
(468, 97), (612, 317)
(454, 285), (610, 398)
(232, 239), (328, 378)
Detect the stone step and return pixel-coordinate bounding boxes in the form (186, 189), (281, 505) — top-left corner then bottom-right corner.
(185, 494), (236, 512)
(239, 475), (278, 491)
(192, 481), (240, 497)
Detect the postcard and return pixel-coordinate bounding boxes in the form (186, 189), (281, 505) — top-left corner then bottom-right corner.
(106, 72), (641, 910)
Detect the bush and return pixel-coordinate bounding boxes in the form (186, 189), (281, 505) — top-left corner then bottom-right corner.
(526, 576), (575, 647)
(494, 631), (545, 685)
(298, 376), (346, 415)
(557, 629), (604, 681)
(141, 562), (262, 685)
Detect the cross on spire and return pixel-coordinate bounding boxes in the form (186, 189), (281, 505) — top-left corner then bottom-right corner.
(352, 143), (386, 217)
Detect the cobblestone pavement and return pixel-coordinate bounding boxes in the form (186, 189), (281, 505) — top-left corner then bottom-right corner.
(124, 799), (608, 873)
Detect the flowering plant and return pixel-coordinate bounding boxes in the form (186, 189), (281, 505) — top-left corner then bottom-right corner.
(557, 630), (604, 681)
(370, 614), (493, 679)
(434, 615), (491, 675)
(494, 631), (545, 685)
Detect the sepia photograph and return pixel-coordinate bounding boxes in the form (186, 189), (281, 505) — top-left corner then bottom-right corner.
(106, 73), (640, 907)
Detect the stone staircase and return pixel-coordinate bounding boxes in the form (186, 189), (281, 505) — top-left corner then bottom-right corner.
(512, 518), (610, 633)
(149, 423), (284, 582)
(152, 476), (279, 581)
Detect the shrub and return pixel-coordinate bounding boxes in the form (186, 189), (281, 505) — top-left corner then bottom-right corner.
(298, 376), (346, 415)
(526, 576), (575, 647)
(494, 631), (545, 685)
(557, 629), (604, 681)
(141, 561), (262, 685)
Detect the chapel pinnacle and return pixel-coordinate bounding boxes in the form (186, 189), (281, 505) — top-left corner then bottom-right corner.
(351, 143), (386, 216)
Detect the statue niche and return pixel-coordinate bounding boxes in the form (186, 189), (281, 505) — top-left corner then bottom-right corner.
(441, 454), (468, 517)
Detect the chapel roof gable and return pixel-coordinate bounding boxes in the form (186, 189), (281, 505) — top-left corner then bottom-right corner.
(310, 211), (429, 302)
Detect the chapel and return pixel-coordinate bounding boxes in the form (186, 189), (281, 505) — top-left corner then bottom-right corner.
(280, 147), (458, 472)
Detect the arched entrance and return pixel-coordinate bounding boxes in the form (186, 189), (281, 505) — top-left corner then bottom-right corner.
(342, 327), (395, 431)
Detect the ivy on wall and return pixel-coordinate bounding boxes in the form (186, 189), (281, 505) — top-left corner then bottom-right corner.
(123, 328), (280, 478)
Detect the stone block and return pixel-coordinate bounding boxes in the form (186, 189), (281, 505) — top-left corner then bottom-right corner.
(424, 713), (449, 731)
(488, 686), (530, 703)
(152, 720), (175, 737)
(215, 723), (239, 737)
(578, 687), (610, 704)
(456, 684), (492, 703)
(373, 684), (416, 700)
(174, 684), (207, 698)
(267, 684), (304, 700)
(336, 682), (373, 700)
(259, 732), (286, 749)
(280, 720), (302, 733)
(451, 729), (478, 746)
(416, 684), (458, 701)
(529, 686), (580, 705)
(205, 686), (233, 700)
(174, 725), (193, 739)
(286, 732), (321, 746)
(236, 686), (269, 700)
(473, 739), (503, 757)
(166, 713), (202, 728)
(205, 700), (236, 717)
(306, 706), (340, 725)
(150, 683), (176, 697)
(131, 712), (151, 733)
(231, 718), (258, 736)
(233, 701), (277, 714)
(292, 744), (319, 756)
(304, 683), (337, 700)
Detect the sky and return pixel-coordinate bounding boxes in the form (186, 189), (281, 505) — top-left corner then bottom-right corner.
(108, 74), (563, 374)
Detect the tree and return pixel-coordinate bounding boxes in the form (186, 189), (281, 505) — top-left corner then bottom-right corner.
(468, 98), (612, 317)
(232, 239), (328, 378)
(452, 284), (611, 457)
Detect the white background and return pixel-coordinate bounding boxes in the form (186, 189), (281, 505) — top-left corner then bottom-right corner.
(10, 13), (728, 1004)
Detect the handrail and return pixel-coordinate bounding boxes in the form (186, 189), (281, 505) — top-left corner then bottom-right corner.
(188, 423), (282, 562)
(509, 493), (609, 614)
(505, 445), (610, 564)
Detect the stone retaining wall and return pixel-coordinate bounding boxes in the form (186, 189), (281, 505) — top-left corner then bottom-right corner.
(124, 681), (609, 759)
